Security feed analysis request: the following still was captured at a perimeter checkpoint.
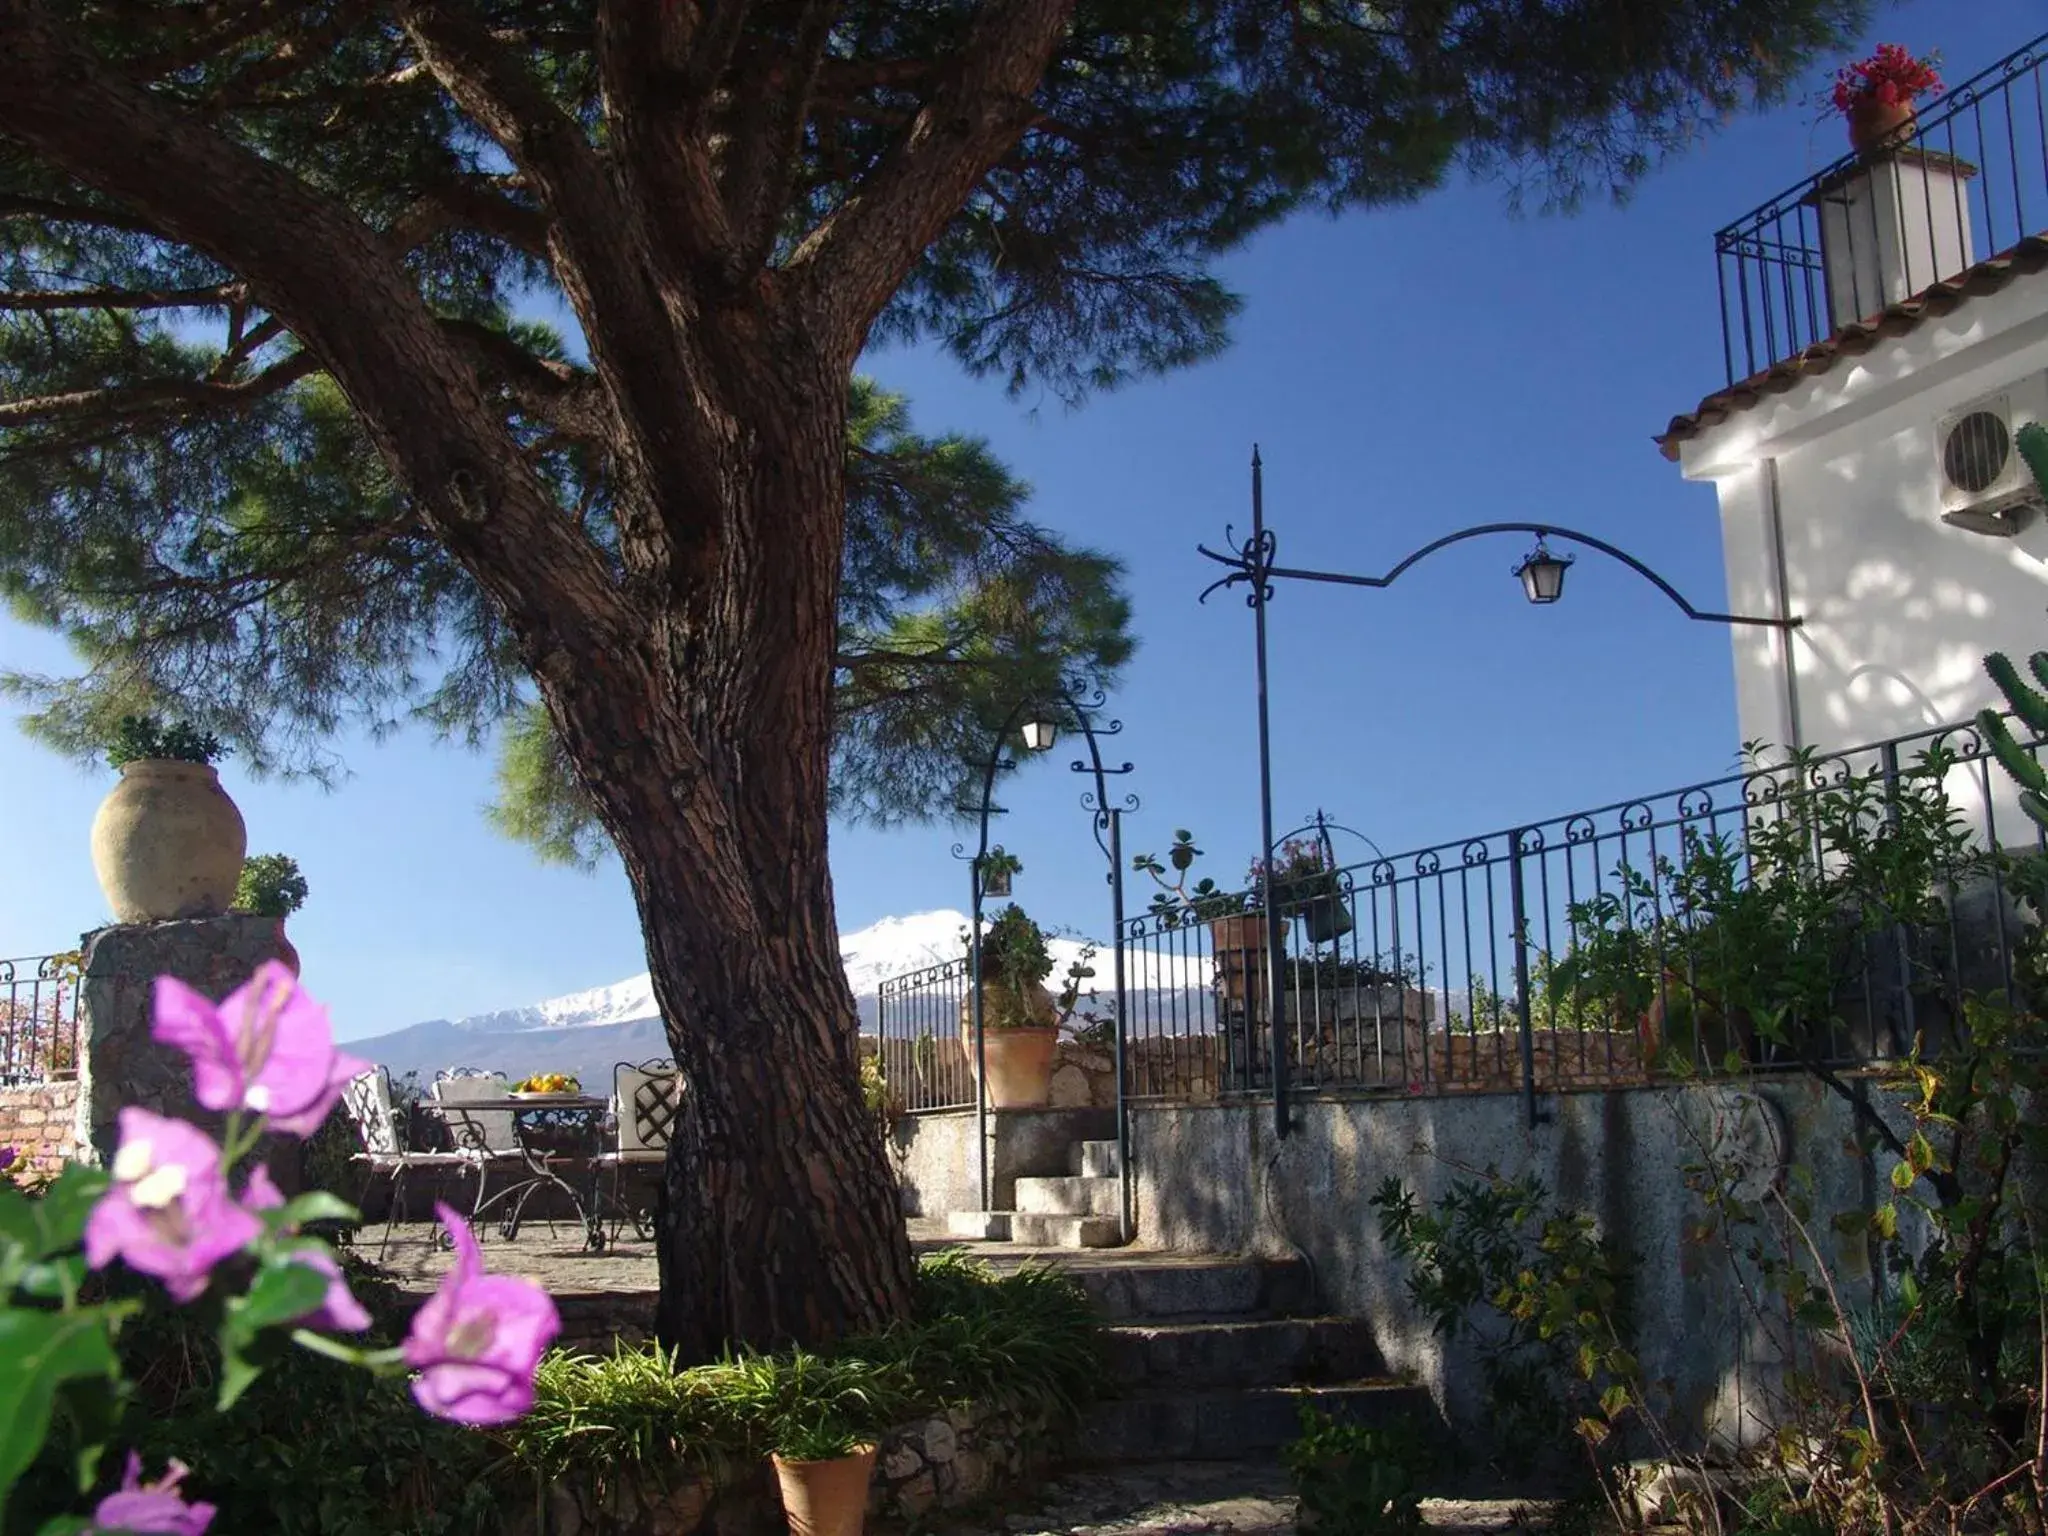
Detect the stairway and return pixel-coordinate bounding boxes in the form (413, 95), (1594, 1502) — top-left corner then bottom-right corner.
(937, 1138), (1433, 1461)
(944, 1137), (1126, 1249)
(1072, 1250), (1435, 1462)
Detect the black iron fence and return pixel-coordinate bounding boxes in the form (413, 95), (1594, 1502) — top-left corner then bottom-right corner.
(874, 957), (978, 1114)
(1715, 31), (2048, 387)
(1118, 717), (2046, 1106)
(2, 953), (81, 1086)
(872, 718), (2048, 1117)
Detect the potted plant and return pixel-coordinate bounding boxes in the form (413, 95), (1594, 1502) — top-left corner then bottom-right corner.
(1133, 830), (1264, 1002)
(234, 852), (308, 975)
(89, 714), (247, 924)
(1249, 838), (1354, 946)
(977, 845), (1022, 898)
(770, 1415), (878, 1536)
(1829, 44), (1942, 155)
(959, 904), (1061, 1106)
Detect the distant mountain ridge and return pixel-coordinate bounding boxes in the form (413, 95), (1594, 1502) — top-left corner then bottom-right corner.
(348, 909), (1126, 1089)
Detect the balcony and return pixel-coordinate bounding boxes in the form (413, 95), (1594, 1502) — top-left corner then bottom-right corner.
(1714, 31), (2048, 387)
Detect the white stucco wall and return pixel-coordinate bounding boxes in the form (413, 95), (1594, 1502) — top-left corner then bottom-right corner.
(1675, 269), (2048, 840)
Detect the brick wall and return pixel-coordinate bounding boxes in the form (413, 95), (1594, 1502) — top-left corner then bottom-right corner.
(0, 1079), (80, 1176)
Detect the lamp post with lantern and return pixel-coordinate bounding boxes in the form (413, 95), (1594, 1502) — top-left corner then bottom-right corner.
(956, 678), (1135, 1221)
(1195, 448), (1803, 1139)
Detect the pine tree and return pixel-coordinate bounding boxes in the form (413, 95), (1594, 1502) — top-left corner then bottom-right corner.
(0, 0), (1868, 1357)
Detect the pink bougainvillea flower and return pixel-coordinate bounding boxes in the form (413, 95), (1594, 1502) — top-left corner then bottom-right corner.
(84, 1109), (262, 1302)
(239, 1165), (372, 1333)
(152, 963), (370, 1136)
(89, 1453), (216, 1535)
(403, 1203), (560, 1425)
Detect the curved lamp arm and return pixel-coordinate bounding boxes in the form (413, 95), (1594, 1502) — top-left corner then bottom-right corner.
(1199, 520), (1801, 630)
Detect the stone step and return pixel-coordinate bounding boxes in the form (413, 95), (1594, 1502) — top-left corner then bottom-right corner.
(945, 1210), (1011, 1241)
(1069, 1256), (1314, 1322)
(1006, 1211), (1124, 1248)
(1075, 1139), (1122, 1178)
(1099, 1317), (1385, 1390)
(1075, 1381), (1435, 1463)
(1015, 1174), (1121, 1217)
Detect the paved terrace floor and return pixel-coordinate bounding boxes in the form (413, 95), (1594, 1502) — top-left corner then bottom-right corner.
(363, 1216), (1237, 1296)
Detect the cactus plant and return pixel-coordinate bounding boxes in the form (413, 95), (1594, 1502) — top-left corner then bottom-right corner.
(1982, 423), (2048, 829)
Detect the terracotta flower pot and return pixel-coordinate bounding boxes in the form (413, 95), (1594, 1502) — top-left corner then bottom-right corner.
(90, 760), (247, 923)
(1847, 98), (1916, 155)
(771, 1447), (876, 1536)
(273, 918), (300, 977)
(957, 982), (1059, 1106)
(1208, 913), (1269, 1002)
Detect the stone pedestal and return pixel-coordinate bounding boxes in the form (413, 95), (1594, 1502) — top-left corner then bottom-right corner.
(74, 915), (295, 1168)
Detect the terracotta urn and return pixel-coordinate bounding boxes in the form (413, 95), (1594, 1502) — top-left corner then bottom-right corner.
(272, 918), (301, 977)
(1208, 913), (1270, 1003)
(1847, 98), (1916, 156)
(89, 760), (247, 923)
(771, 1446), (877, 1536)
(958, 982), (1059, 1107)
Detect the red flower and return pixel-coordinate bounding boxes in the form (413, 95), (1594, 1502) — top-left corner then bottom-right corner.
(1830, 43), (1943, 117)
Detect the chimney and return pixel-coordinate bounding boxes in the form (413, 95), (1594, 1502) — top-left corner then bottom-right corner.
(1809, 147), (1979, 333)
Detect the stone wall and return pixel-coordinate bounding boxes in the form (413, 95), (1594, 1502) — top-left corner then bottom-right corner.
(1129, 1077), (1904, 1455)
(0, 1080), (80, 1176)
(513, 1396), (1060, 1535)
(890, 1105), (1114, 1218)
(74, 916), (295, 1168)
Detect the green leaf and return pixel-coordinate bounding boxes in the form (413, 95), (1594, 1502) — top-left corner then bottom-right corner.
(1906, 1131), (1935, 1175)
(30, 1166), (111, 1262)
(1831, 1210), (1869, 1238)
(1889, 1160), (1917, 1192)
(0, 1308), (122, 1513)
(1873, 1204), (1899, 1241)
(273, 1192), (361, 1230)
(1599, 1383), (1631, 1419)
(230, 1260), (330, 1338)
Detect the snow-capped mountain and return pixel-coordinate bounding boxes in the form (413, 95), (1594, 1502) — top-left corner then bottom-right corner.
(347, 910), (1127, 1088)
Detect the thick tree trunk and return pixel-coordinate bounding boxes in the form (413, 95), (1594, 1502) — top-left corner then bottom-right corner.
(540, 360), (918, 1360)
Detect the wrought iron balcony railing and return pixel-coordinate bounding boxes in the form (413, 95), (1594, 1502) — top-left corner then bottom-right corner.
(1714, 31), (2048, 387)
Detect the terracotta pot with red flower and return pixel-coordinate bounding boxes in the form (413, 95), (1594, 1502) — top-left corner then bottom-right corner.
(1829, 43), (1943, 156)
(234, 852), (309, 976)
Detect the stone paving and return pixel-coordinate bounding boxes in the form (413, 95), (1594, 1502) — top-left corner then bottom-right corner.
(362, 1217), (1216, 1295)
(889, 1461), (1549, 1535)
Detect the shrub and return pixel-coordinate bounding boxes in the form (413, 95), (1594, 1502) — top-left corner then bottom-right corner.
(503, 1249), (1102, 1493)
(234, 853), (309, 918)
(105, 714), (227, 768)
(1283, 1404), (1432, 1535)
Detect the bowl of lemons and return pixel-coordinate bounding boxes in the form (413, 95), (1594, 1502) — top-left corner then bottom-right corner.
(510, 1072), (582, 1100)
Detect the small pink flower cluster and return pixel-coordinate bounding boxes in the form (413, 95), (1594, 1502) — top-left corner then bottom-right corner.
(1830, 43), (1943, 115)
(79, 963), (561, 1533)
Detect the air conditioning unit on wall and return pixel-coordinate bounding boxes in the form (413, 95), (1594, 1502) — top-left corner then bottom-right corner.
(1937, 377), (2048, 537)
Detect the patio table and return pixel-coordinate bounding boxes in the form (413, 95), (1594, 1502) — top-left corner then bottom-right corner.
(427, 1093), (612, 1252)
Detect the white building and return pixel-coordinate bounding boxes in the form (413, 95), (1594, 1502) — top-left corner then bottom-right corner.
(1661, 39), (2048, 838)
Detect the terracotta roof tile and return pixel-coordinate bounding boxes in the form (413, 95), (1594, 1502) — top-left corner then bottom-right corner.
(1655, 234), (2048, 461)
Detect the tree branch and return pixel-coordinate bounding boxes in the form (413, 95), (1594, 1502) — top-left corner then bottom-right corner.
(592, 0), (740, 279)
(437, 317), (610, 439)
(0, 280), (243, 312)
(383, 173), (550, 259)
(786, 0), (1075, 355)
(0, 350), (317, 426)
(718, 0), (839, 273)
(0, 191), (170, 237)
(0, 0), (629, 659)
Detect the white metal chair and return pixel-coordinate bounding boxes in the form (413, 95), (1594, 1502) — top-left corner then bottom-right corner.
(430, 1068), (528, 1236)
(340, 1066), (471, 1258)
(596, 1058), (683, 1240)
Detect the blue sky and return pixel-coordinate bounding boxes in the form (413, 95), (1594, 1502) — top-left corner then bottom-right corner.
(3, 0), (2034, 1041)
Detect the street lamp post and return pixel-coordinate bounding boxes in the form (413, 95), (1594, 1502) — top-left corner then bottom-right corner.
(957, 678), (1135, 1220)
(1197, 449), (1804, 1137)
